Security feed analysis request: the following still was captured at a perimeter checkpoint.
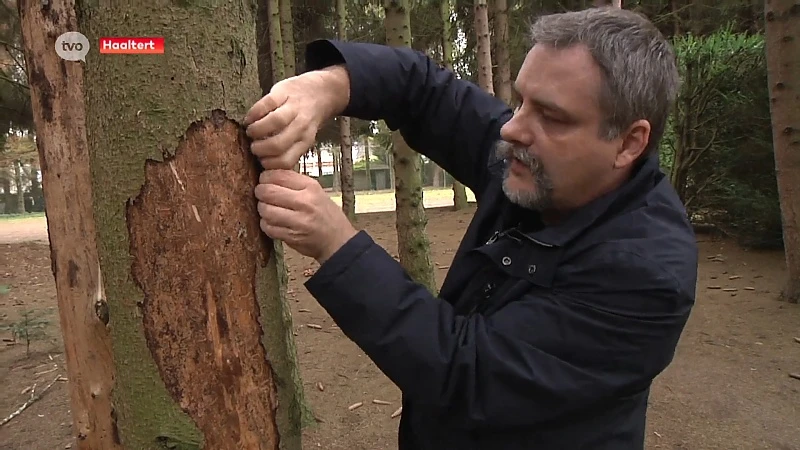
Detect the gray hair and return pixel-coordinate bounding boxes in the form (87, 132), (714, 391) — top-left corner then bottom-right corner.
(529, 7), (680, 155)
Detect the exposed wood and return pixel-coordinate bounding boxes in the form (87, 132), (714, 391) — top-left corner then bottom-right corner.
(16, 1), (120, 447)
(127, 112), (281, 449)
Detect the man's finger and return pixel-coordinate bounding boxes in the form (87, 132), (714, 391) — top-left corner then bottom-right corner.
(243, 92), (287, 125)
(259, 140), (314, 170)
(259, 169), (312, 191)
(255, 182), (308, 210)
(260, 220), (293, 242)
(246, 105), (295, 141)
(249, 117), (307, 159)
(257, 202), (299, 229)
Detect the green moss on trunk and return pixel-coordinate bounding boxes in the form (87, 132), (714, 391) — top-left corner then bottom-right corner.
(77, 1), (303, 448)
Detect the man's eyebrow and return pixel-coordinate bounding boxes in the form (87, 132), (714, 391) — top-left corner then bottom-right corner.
(511, 83), (571, 117)
(532, 97), (572, 117)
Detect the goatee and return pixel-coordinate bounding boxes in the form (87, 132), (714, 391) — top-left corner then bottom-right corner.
(493, 140), (554, 211)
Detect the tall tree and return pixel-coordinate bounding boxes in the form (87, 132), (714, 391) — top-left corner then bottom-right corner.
(337, 0), (356, 221)
(384, 0), (438, 294)
(440, 0), (469, 210)
(474, 0), (494, 95)
(492, 0), (512, 105)
(765, 0), (800, 303)
(19, 1), (305, 448)
(279, 0), (296, 77)
(268, 0), (286, 82)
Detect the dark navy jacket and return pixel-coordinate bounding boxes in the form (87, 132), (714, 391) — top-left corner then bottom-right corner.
(302, 39), (698, 449)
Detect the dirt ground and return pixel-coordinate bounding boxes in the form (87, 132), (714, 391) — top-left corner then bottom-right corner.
(1, 204), (799, 450)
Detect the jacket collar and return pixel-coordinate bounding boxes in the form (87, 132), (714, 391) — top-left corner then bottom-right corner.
(514, 153), (662, 248)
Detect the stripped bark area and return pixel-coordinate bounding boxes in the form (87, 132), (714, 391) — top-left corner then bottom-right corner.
(16, 1), (121, 448)
(126, 110), (281, 449)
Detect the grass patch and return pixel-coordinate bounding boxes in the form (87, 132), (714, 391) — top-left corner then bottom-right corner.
(0, 212), (46, 222)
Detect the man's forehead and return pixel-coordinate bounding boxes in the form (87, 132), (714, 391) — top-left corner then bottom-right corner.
(515, 44), (602, 107)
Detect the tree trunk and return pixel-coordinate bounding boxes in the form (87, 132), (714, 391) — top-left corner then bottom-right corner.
(440, 0), (469, 210)
(364, 135), (372, 190)
(14, 159), (25, 213)
(474, 0), (494, 96)
(337, 0), (355, 221)
(765, 0), (800, 303)
(316, 145), (323, 179)
(19, 0), (305, 448)
(492, 0), (511, 105)
(279, 0), (295, 77)
(385, 0), (438, 294)
(255, 0), (316, 431)
(332, 147), (341, 192)
(268, 0), (286, 82)
(339, 117), (355, 220)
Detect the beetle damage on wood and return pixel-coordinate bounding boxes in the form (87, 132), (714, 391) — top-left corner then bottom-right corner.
(126, 109), (280, 449)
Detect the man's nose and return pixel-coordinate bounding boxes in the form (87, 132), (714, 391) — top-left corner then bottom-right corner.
(500, 114), (532, 148)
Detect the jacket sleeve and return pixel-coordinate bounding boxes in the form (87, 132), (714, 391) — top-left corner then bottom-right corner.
(305, 231), (694, 430)
(304, 39), (513, 196)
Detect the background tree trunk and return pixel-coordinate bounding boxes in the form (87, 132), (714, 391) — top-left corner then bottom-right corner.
(764, 0), (800, 302)
(363, 135), (372, 190)
(474, 0), (494, 95)
(17, 3), (119, 447)
(19, 0), (307, 448)
(279, 0), (295, 77)
(13, 159), (24, 213)
(268, 0), (285, 82)
(440, 0), (469, 210)
(385, 0), (437, 294)
(337, 0), (356, 221)
(492, 0), (511, 105)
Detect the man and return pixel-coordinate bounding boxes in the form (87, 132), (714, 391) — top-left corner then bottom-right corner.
(243, 7), (698, 450)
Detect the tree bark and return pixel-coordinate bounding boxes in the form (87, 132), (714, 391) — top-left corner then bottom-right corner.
(492, 0), (511, 105)
(364, 135), (372, 190)
(474, 0), (494, 96)
(268, 0), (285, 82)
(279, 0), (295, 77)
(19, 0), (305, 448)
(316, 145), (323, 179)
(337, 0), (355, 221)
(14, 159), (25, 213)
(765, 0), (800, 303)
(17, 3), (119, 447)
(332, 146), (341, 192)
(385, 0), (437, 294)
(440, 0), (469, 210)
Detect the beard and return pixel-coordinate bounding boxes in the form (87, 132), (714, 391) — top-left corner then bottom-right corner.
(494, 140), (554, 211)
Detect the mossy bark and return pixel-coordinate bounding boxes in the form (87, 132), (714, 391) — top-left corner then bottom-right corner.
(384, 0), (437, 294)
(278, 0), (295, 76)
(66, 0), (304, 448)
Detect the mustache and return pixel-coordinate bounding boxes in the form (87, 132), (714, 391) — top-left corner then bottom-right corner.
(494, 140), (542, 173)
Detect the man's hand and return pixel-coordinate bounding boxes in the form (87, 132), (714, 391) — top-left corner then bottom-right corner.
(255, 169), (358, 263)
(243, 65), (351, 170)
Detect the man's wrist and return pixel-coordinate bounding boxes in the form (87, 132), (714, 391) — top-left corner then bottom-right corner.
(316, 226), (358, 265)
(317, 65), (351, 120)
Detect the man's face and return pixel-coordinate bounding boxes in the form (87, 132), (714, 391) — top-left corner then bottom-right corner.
(498, 44), (643, 214)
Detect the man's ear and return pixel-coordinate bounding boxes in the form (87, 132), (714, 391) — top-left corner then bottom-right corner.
(614, 119), (650, 169)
